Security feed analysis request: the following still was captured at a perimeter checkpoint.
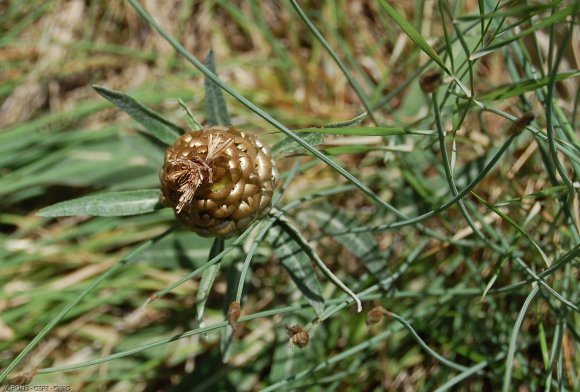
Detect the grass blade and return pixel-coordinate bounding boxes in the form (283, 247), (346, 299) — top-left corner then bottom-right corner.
(502, 285), (540, 392)
(378, 0), (448, 72)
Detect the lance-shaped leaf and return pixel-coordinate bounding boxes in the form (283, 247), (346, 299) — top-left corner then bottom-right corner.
(268, 224), (325, 316)
(204, 49), (231, 126)
(93, 85), (183, 145)
(37, 189), (164, 217)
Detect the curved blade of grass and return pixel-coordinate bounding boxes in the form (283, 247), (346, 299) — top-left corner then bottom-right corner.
(433, 93), (503, 253)
(93, 85), (183, 145)
(512, 257), (577, 312)
(387, 311), (469, 372)
(378, 0), (448, 72)
(235, 221), (275, 306)
(502, 285), (540, 392)
(37, 189), (164, 217)
(204, 49), (231, 126)
(196, 238), (224, 339)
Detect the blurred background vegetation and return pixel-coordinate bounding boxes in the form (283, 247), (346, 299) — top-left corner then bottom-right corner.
(1, 0), (578, 391)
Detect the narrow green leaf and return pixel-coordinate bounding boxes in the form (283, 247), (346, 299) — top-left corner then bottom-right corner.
(37, 189), (163, 217)
(177, 98), (203, 131)
(502, 286), (540, 392)
(321, 145), (410, 155)
(268, 224), (325, 315)
(272, 117), (420, 155)
(93, 85), (183, 145)
(272, 113), (368, 154)
(204, 49), (231, 126)
(378, 0), (448, 72)
(197, 238), (224, 339)
(323, 112), (367, 128)
(537, 315), (549, 370)
(478, 71), (580, 101)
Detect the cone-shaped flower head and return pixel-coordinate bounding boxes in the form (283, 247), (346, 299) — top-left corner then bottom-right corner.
(161, 126), (278, 238)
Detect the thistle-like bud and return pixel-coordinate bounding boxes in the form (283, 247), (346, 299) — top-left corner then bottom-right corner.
(160, 126), (278, 238)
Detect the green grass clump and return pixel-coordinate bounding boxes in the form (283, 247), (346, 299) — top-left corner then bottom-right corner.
(1, 1), (578, 390)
